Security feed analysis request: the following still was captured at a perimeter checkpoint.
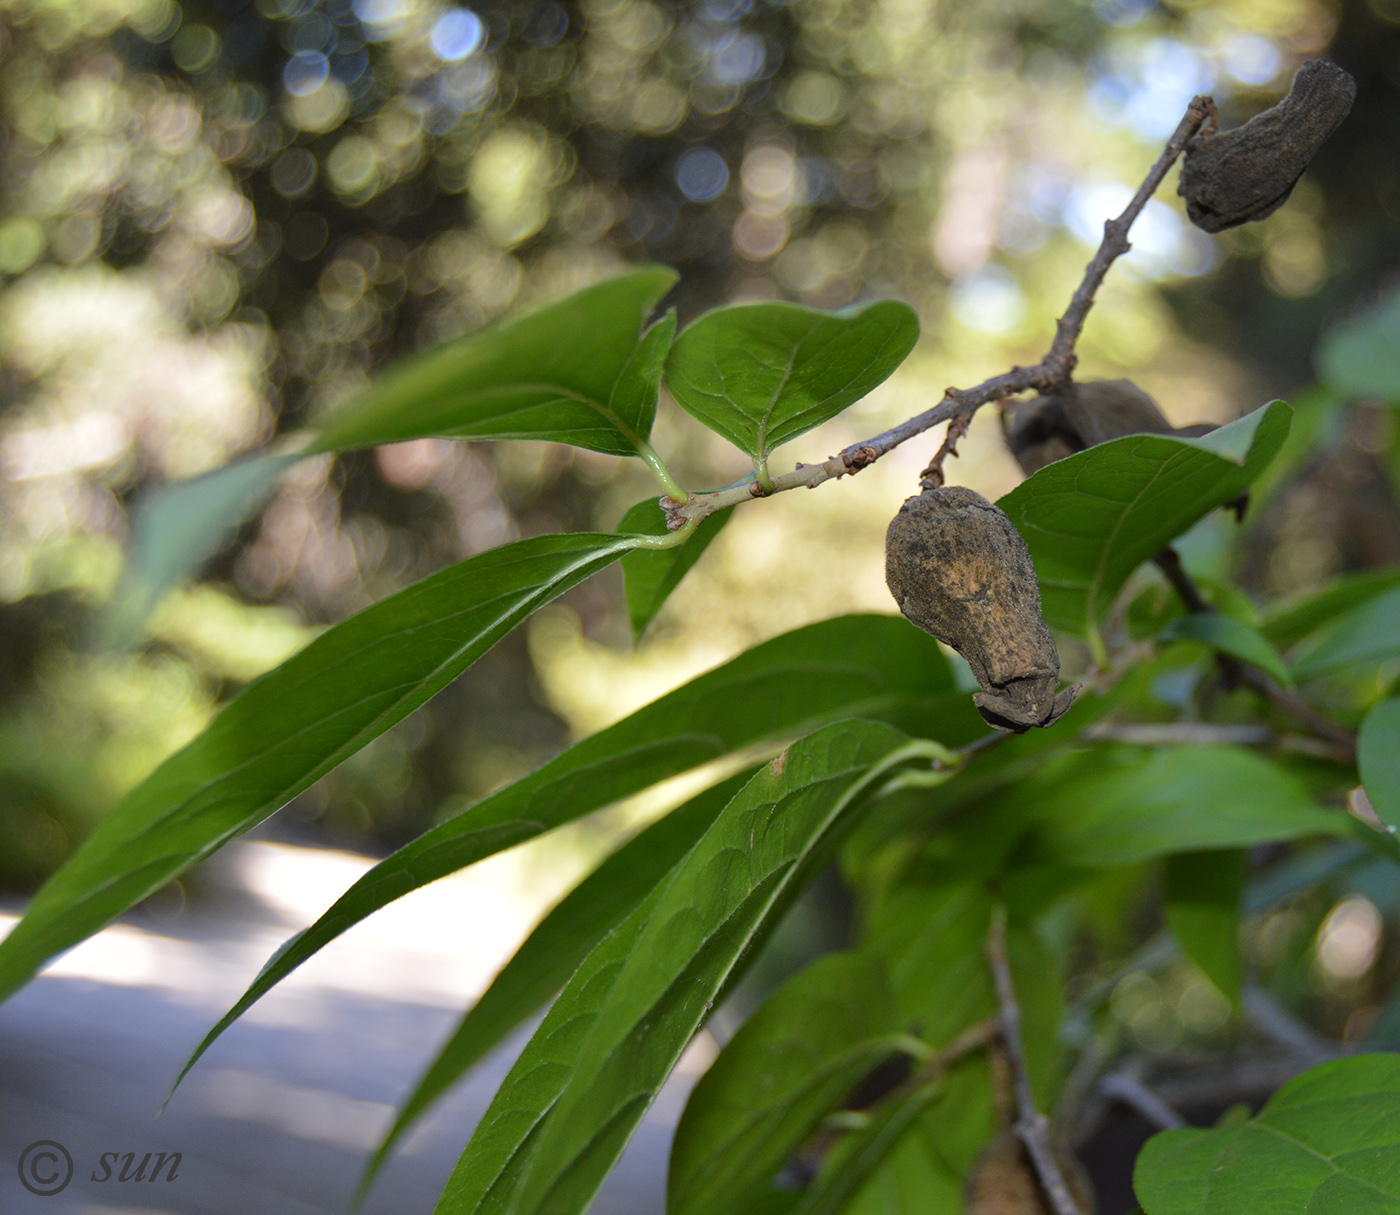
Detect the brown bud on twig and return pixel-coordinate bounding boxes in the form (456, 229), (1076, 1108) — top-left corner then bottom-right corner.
(1002, 380), (1216, 477)
(885, 487), (1079, 732)
(1178, 59), (1355, 233)
(965, 1130), (1096, 1215)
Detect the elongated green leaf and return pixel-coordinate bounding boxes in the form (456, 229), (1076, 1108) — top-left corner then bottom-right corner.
(1033, 746), (1341, 866)
(356, 769), (752, 1204)
(608, 310), (676, 438)
(1316, 284), (1400, 405)
(665, 300), (918, 473)
(501, 722), (949, 1215)
(103, 452), (301, 644)
(837, 1118), (963, 1215)
(1165, 849), (1246, 1007)
(669, 952), (907, 1215)
(316, 267), (678, 456)
(1160, 614), (1293, 688)
(0, 532), (640, 1006)
(436, 883), (669, 1215)
(1262, 567), (1400, 649)
(1135, 1055), (1400, 1214)
(9, 532), (637, 980)
(176, 615), (963, 1087)
(1290, 585), (1400, 680)
(794, 1081), (952, 1215)
(1360, 699), (1400, 832)
(998, 402), (1292, 638)
(111, 271), (678, 637)
(618, 497), (733, 638)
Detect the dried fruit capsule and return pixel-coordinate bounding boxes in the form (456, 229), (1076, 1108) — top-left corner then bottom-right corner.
(885, 486), (1077, 732)
(1179, 60), (1355, 233)
(1003, 380), (1216, 477)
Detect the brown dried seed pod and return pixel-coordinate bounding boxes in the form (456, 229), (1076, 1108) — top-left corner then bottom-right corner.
(885, 486), (1078, 732)
(964, 1130), (1096, 1215)
(1178, 60), (1356, 234)
(1003, 380), (1217, 476)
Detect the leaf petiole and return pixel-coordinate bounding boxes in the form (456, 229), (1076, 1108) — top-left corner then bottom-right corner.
(635, 440), (688, 503)
(625, 515), (701, 550)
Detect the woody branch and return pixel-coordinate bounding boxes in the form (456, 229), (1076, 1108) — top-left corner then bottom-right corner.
(666, 95), (1217, 529)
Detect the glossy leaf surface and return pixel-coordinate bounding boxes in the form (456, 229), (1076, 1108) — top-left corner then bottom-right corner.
(315, 267), (678, 456)
(998, 402), (1291, 638)
(438, 720), (933, 1215)
(668, 952), (906, 1215)
(0, 532), (637, 1005)
(665, 300), (918, 468)
(357, 770), (752, 1201)
(176, 615), (959, 1083)
(1135, 1055), (1400, 1214)
(1032, 746), (1340, 866)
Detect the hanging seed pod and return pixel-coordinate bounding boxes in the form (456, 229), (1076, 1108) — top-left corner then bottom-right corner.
(964, 1130), (1096, 1215)
(1003, 380), (1216, 477)
(885, 487), (1078, 732)
(1178, 60), (1355, 234)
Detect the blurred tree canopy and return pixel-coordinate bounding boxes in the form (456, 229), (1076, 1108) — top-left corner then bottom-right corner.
(1, 0), (1397, 890)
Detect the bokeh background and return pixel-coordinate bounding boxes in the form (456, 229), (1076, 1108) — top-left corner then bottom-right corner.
(0, 0), (1397, 920)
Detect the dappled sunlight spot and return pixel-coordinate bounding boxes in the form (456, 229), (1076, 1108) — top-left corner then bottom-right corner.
(1316, 895), (1382, 983)
(194, 1068), (393, 1150)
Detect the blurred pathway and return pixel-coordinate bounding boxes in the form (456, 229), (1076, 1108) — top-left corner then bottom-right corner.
(0, 840), (699, 1215)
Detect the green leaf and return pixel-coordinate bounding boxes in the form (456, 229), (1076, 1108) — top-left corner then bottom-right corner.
(357, 770), (752, 1206)
(1262, 567), (1400, 650)
(665, 300), (918, 478)
(1135, 1055), (1400, 1214)
(608, 310), (676, 438)
(793, 1081), (953, 1215)
(0, 532), (637, 1006)
(1165, 850), (1246, 1007)
(315, 267), (678, 456)
(1359, 699), (1400, 832)
(618, 497), (734, 638)
(1316, 285), (1400, 404)
(1034, 746), (1342, 866)
(501, 722), (949, 1215)
(1289, 585), (1400, 680)
(668, 952), (908, 1215)
(109, 271), (679, 638)
(836, 1118), (963, 1215)
(435, 882), (668, 1215)
(174, 615), (962, 1086)
(1160, 613), (1293, 688)
(102, 452), (301, 644)
(441, 721), (948, 1215)
(997, 402), (1292, 639)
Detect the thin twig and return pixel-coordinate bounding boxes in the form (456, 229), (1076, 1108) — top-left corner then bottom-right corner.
(667, 96), (1216, 528)
(1099, 1070), (1188, 1130)
(987, 905), (1084, 1215)
(919, 414), (971, 489)
(1154, 547), (1357, 756)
